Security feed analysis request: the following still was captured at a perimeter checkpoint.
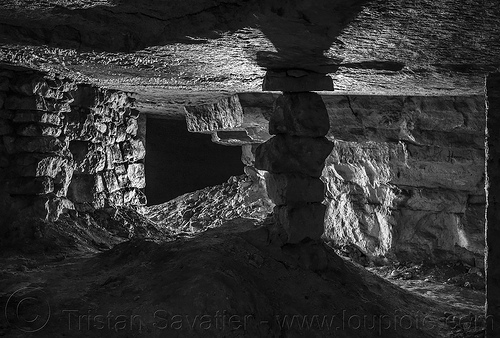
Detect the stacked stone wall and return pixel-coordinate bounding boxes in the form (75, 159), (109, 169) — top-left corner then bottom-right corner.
(0, 65), (146, 223)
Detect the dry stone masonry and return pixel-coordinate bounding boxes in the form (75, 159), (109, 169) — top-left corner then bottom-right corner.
(255, 91), (333, 244)
(0, 64), (146, 224)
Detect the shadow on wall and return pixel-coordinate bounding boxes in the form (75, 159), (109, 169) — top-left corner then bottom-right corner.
(145, 117), (244, 205)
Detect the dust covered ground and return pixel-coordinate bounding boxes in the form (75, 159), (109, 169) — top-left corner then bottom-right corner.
(0, 176), (486, 338)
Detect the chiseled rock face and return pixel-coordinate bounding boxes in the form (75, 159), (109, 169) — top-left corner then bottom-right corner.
(322, 139), (485, 264)
(269, 92), (330, 137)
(184, 95), (243, 133)
(255, 135), (334, 177)
(235, 93), (486, 263)
(324, 95), (485, 147)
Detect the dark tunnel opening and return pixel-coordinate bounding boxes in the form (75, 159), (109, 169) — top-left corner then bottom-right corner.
(145, 117), (244, 205)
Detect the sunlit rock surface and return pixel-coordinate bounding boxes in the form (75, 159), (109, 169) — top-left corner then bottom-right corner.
(188, 93), (486, 263)
(323, 140), (484, 265)
(145, 175), (273, 234)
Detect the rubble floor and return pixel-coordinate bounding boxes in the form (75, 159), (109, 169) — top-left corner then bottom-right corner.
(0, 177), (486, 338)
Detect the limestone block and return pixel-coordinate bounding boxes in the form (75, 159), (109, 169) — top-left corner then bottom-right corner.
(105, 122), (117, 141)
(255, 135), (334, 177)
(266, 173), (324, 206)
(115, 164), (129, 188)
(94, 106), (114, 122)
(127, 163), (145, 189)
(53, 160), (74, 197)
(95, 173), (106, 193)
(104, 144), (123, 169)
(462, 203), (486, 253)
(262, 70), (333, 92)
(185, 95), (243, 133)
(6, 176), (54, 195)
(94, 121), (107, 134)
(92, 192), (107, 210)
(107, 91), (133, 111)
(67, 174), (104, 203)
(389, 208), (483, 261)
(241, 144), (258, 166)
(70, 141), (106, 174)
(13, 111), (62, 125)
(122, 139), (145, 162)
(64, 107), (104, 142)
(4, 136), (66, 154)
(124, 188), (147, 206)
(108, 190), (124, 206)
(126, 117), (138, 136)
(115, 123), (127, 143)
(16, 124), (62, 137)
(64, 107), (91, 140)
(0, 118), (13, 135)
(404, 188), (467, 213)
(9, 75), (72, 99)
(110, 144), (124, 164)
(104, 146), (114, 170)
(102, 170), (120, 193)
(33, 195), (75, 222)
(274, 203), (326, 243)
(269, 92), (329, 137)
(13, 154), (67, 178)
(5, 95), (70, 112)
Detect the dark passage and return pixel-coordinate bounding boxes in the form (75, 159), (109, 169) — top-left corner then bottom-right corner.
(145, 117), (244, 205)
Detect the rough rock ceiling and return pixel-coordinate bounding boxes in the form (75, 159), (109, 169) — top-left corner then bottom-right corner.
(0, 0), (499, 115)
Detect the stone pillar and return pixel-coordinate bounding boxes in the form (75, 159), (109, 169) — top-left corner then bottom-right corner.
(486, 72), (500, 337)
(255, 91), (333, 244)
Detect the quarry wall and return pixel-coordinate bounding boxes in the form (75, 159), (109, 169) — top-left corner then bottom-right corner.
(232, 93), (487, 264)
(0, 64), (487, 265)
